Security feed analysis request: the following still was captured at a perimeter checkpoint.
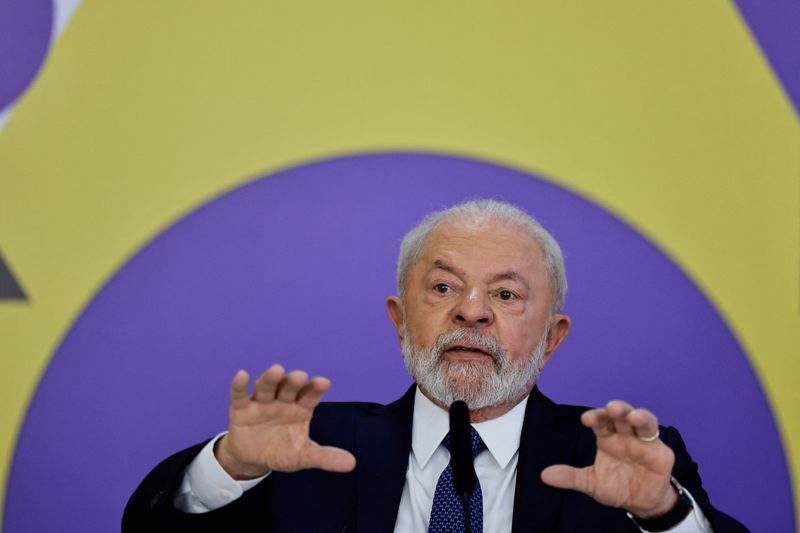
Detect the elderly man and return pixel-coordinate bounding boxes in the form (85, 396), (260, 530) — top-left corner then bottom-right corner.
(124, 200), (746, 532)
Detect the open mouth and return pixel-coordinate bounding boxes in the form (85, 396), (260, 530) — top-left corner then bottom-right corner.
(443, 344), (493, 358)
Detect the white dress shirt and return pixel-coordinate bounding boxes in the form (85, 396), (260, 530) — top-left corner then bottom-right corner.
(393, 388), (527, 532)
(175, 388), (713, 532)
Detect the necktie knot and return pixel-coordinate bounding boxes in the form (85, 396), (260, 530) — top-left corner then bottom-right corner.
(443, 427), (486, 459)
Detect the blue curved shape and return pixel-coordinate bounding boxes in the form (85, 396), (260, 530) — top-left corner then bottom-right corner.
(5, 153), (791, 531)
(0, 0), (53, 112)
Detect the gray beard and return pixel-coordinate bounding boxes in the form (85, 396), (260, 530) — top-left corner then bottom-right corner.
(401, 326), (548, 409)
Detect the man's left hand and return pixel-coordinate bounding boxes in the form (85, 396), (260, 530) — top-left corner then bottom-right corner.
(540, 400), (678, 518)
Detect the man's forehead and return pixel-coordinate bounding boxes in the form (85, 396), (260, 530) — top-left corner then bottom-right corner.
(430, 258), (530, 285)
(416, 222), (544, 274)
(421, 220), (542, 255)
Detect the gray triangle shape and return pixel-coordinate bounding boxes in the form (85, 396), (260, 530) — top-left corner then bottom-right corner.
(0, 249), (28, 300)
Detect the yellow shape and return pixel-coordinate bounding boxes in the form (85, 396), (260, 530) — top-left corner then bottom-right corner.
(0, 0), (797, 526)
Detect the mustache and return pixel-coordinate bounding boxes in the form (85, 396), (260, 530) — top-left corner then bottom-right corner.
(431, 328), (507, 365)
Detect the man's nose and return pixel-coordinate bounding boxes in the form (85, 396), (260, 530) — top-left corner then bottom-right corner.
(452, 288), (494, 327)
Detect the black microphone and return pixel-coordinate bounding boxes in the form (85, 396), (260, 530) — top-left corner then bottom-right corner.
(449, 400), (477, 533)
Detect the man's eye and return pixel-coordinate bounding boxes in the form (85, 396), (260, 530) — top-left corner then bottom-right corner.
(434, 283), (450, 294)
(499, 290), (514, 300)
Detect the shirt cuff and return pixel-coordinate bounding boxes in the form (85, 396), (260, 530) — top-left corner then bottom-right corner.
(173, 432), (269, 513)
(635, 488), (713, 533)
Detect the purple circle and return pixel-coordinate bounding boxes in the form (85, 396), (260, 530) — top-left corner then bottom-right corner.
(4, 153), (791, 531)
(0, 0), (53, 111)
(733, 0), (800, 116)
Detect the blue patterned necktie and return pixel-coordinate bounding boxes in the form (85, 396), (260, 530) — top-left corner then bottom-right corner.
(428, 427), (487, 533)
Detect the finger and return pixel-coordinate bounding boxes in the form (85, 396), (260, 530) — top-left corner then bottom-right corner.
(275, 370), (309, 402)
(605, 400), (635, 437)
(628, 407), (660, 441)
(230, 370), (251, 410)
(305, 445), (357, 473)
(252, 364), (285, 402)
(296, 377), (332, 409)
(581, 408), (615, 438)
(541, 464), (594, 496)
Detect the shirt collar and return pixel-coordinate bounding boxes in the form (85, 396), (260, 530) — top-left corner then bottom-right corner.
(411, 387), (529, 470)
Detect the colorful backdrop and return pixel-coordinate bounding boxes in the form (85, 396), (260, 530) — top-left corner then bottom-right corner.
(1, 1), (798, 531)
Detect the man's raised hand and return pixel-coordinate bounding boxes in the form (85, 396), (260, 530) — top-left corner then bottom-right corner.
(214, 364), (357, 480)
(540, 400), (678, 519)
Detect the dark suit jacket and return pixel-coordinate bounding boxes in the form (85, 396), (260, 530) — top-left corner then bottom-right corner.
(123, 386), (748, 532)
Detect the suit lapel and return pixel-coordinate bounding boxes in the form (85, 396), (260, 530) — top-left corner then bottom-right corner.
(355, 385), (415, 533)
(512, 387), (583, 533)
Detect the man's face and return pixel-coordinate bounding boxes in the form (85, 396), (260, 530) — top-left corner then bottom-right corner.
(387, 220), (570, 409)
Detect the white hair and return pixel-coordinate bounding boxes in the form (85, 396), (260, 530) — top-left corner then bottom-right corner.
(396, 199), (567, 313)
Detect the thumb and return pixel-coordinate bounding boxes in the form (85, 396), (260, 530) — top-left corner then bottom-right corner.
(541, 464), (594, 495)
(305, 445), (357, 473)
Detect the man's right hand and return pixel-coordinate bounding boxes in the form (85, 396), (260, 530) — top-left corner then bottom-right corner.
(214, 364), (357, 480)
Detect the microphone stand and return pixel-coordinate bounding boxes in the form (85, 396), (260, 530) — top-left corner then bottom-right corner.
(449, 401), (477, 533)
(461, 492), (473, 533)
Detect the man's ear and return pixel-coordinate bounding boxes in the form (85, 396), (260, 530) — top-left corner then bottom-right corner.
(386, 296), (405, 343)
(540, 313), (571, 369)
